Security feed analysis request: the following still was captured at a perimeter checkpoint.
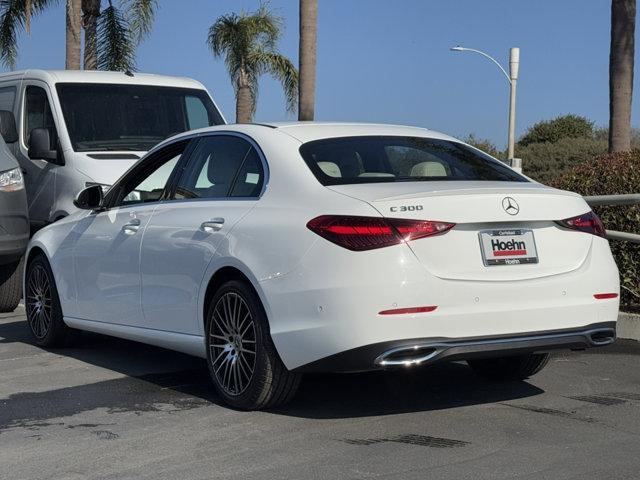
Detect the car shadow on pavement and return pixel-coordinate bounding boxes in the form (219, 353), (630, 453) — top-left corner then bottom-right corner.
(0, 319), (544, 420)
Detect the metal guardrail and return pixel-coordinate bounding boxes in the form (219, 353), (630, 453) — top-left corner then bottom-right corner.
(584, 194), (640, 244)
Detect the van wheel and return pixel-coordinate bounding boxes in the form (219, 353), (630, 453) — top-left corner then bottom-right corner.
(0, 257), (22, 312)
(25, 254), (74, 347)
(467, 353), (550, 381)
(205, 280), (300, 410)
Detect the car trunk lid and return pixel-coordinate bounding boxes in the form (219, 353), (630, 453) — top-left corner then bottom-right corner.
(328, 181), (594, 281)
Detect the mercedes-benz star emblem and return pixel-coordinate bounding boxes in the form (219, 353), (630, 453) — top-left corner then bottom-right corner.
(502, 197), (519, 215)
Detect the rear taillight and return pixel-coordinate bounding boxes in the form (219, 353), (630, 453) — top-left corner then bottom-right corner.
(556, 211), (606, 238)
(306, 215), (455, 251)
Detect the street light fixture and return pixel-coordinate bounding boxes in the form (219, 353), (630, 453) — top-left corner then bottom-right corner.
(450, 45), (520, 161)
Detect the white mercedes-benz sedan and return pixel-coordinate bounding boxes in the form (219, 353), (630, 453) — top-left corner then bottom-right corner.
(24, 123), (619, 410)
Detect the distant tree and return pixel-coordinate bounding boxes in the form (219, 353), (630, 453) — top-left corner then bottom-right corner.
(208, 4), (298, 123)
(609, 0), (636, 152)
(518, 114), (595, 147)
(298, 0), (317, 121)
(462, 134), (502, 158)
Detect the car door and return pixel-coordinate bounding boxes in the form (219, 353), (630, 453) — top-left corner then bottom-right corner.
(139, 133), (266, 334)
(18, 82), (59, 226)
(72, 139), (193, 326)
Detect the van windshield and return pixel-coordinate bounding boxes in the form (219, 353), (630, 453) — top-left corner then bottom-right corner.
(299, 136), (527, 185)
(56, 83), (225, 152)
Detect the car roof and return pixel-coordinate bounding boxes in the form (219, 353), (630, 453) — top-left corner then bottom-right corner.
(0, 69), (208, 89)
(159, 122), (461, 148)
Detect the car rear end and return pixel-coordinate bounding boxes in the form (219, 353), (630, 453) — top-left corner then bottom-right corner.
(265, 129), (619, 372)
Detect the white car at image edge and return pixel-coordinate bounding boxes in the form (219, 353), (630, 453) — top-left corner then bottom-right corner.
(23, 123), (620, 410)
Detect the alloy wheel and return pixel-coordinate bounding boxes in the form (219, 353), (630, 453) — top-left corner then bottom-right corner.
(208, 291), (257, 396)
(26, 264), (53, 339)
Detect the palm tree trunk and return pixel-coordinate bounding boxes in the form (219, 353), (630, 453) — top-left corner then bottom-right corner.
(65, 0), (82, 69)
(82, 0), (100, 70)
(236, 70), (254, 123)
(298, 0), (317, 121)
(609, 0), (636, 152)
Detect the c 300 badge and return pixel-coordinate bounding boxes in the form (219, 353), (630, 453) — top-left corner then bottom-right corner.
(390, 205), (424, 213)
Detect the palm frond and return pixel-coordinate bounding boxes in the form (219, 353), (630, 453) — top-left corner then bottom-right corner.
(256, 51), (298, 113)
(97, 3), (135, 71)
(120, 0), (157, 43)
(0, 0), (56, 68)
(245, 3), (281, 51)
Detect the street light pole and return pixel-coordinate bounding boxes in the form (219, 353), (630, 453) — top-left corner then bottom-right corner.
(507, 47), (519, 160)
(450, 46), (520, 161)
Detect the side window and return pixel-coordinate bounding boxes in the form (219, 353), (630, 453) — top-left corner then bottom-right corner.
(230, 148), (264, 197)
(174, 135), (261, 200)
(185, 96), (210, 130)
(0, 86), (16, 112)
(24, 86), (57, 149)
(115, 140), (189, 207)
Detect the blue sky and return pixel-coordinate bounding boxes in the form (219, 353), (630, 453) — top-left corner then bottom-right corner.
(7, 0), (637, 149)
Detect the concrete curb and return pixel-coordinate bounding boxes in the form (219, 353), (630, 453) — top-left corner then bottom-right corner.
(618, 311), (640, 341)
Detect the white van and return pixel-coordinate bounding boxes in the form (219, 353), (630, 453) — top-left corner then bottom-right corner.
(0, 69), (225, 229)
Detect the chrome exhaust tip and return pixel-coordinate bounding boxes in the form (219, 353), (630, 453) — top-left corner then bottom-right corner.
(374, 345), (442, 368)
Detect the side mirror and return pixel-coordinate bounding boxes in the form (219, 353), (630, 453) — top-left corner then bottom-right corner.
(28, 128), (62, 164)
(0, 110), (17, 143)
(73, 185), (104, 211)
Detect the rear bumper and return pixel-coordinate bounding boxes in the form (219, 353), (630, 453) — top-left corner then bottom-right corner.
(293, 322), (616, 373)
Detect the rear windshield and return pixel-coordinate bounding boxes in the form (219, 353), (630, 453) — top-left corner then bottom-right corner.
(299, 136), (527, 185)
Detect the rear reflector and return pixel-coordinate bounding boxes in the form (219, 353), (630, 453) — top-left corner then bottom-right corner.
(307, 215), (455, 251)
(594, 293), (618, 300)
(556, 211), (606, 238)
(379, 306), (438, 315)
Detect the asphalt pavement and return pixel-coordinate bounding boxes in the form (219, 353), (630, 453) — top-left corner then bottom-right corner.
(1, 307), (640, 480)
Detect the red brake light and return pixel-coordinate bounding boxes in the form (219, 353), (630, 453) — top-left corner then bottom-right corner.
(594, 293), (618, 300)
(556, 211), (606, 238)
(307, 215), (455, 251)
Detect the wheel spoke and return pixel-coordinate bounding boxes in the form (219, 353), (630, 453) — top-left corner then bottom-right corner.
(208, 291), (257, 397)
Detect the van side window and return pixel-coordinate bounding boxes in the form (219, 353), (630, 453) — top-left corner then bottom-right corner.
(24, 86), (57, 149)
(0, 86), (16, 112)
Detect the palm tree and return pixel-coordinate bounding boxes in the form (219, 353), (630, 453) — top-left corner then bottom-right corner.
(298, 0), (317, 121)
(66, 0), (81, 69)
(207, 5), (298, 123)
(82, 0), (100, 69)
(609, 0), (636, 152)
(0, 0), (157, 71)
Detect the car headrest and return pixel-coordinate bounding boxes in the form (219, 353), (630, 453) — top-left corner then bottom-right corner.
(410, 161), (447, 177)
(318, 161), (341, 177)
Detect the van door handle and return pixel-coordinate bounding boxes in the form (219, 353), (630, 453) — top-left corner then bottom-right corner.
(200, 218), (225, 232)
(122, 218), (141, 235)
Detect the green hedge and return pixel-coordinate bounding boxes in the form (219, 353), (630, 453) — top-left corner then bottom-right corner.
(520, 137), (607, 184)
(551, 151), (640, 310)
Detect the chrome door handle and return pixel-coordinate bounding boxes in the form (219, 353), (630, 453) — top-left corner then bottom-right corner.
(200, 218), (225, 232)
(122, 218), (141, 235)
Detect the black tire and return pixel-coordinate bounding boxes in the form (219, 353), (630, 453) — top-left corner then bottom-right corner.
(205, 280), (300, 410)
(25, 254), (74, 347)
(0, 257), (23, 312)
(467, 353), (550, 381)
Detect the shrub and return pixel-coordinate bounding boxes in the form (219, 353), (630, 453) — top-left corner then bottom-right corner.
(462, 134), (503, 159)
(520, 137), (607, 184)
(551, 151), (640, 310)
(519, 114), (594, 147)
